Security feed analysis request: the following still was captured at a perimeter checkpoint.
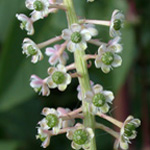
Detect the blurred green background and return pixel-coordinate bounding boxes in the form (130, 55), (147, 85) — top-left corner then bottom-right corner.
(0, 0), (150, 149)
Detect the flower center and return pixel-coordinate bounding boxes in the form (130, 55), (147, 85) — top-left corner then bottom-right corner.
(124, 123), (136, 137)
(52, 71), (65, 84)
(33, 0), (44, 11)
(101, 52), (114, 65)
(21, 21), (27, 29)
(92, 93), (106, 107)
(73, 129), (88, 145)
(27, 45), (37, 55)
(71, 32), (82, 43)
(113, 19), (122, 31)
(46, 114), (58, 128)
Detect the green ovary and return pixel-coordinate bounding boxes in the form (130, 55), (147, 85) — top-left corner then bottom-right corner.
(124, 123), (136, 137)
(71, 32), (82, 43)
(101, 52), (114, 65)
(52, 71), (65, 84)
(33, 0), (44, 11)
(113, 19), (122, 31)
(46, 114), (58, 128)
(92, 93), (106, 107)
(73, 129), (88, 145)
(27, 45), (37, 55)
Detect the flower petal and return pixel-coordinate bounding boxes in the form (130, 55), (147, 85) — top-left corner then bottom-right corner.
(101, 64), (111, 73)
(100, 103), (110, 113)
(62, 29), (72, 40)
(112, 54), (122, 67)
(71, 24), (81, 32)
(93, 84), (103, 94)
(58, 84), (67, 91)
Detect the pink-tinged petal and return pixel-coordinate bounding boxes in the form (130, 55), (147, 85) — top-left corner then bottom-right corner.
(62, 29), (72, 40)
(49, 55), (58, 65)
(45, 47), (56, 56)
(42, 136), (50, 148)
(42, 84), (50, 96)
(57, 107), (69, 115)
(54, 44), (61, 51)
(71, 24), (81, 32)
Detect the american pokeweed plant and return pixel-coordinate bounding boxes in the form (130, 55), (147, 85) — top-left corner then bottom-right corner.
(16, 0), (141, 149)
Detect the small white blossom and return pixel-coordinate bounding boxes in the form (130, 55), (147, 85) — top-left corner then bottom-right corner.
(25, 0), (50, 21)
(85, 84), (114, 114)
(57, 107), (75, 128)
(62, 24), (92, 52)
(30, 75), (50, 96)
(110, 9), (125, 37)
(47, 64), (71, 91)
(16, 14), (34, 35)
(66, 124), (94, 150)
(36, 127), (51, 148)
(22, 38), (43, 63)
(45, 44), (69, 65)
(95, 37), (122, 73)
(42, 107), (62, 134)
(115, 116), (141, 150)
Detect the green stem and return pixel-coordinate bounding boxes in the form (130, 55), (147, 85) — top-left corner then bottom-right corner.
(63, 0), (97, 150)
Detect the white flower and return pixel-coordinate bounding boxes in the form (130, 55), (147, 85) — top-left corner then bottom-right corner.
(30, 75), (50, 96)
(62, 24), (92, 52)
(16, 14), (34, 35)
(115, 116), (141, 150)
(36, 127), (51, 148)
(110, 9), (125, 37)
(42, 107), (62, 134)
(45, 44), (69, 65)
(22, 38), (43, 63)
(95, 37), (122, 73)
(77, 81), (94, 101)
(85, 84), (114, 114)
(47, 64), (71, 91)
(57, 107), (75, 128)
(66, 124), (94, 150)
(25, 0), (50, 21)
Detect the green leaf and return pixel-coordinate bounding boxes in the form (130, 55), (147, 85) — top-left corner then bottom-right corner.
(0, 141), (19, 150)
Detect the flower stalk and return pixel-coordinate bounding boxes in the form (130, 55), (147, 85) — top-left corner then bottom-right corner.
(63, 0), (97, 149)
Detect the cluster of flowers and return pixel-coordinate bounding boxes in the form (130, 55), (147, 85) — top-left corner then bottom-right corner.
(16, 0), (141, 150)
(36, 107), (95, 149)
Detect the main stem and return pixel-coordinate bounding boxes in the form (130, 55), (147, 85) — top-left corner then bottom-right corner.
(63, 0), (97, 150)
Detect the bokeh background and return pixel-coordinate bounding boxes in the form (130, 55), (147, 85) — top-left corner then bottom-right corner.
(0, 0), (150, 149)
